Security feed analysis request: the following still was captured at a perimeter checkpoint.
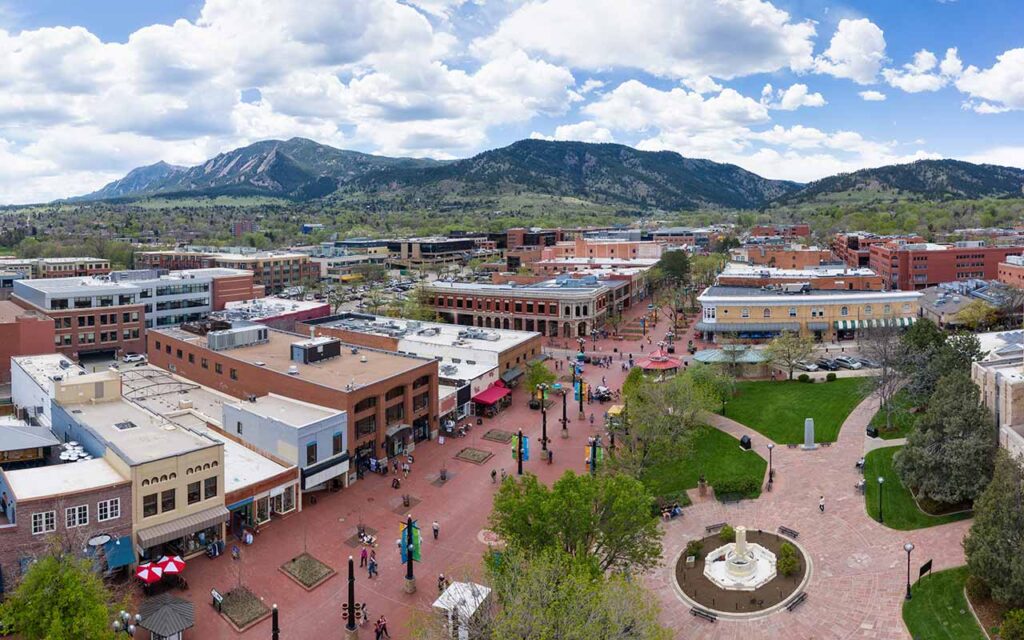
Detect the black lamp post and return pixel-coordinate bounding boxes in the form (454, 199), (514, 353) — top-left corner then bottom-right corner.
(405, 515), (415, 581)
(538, 383), (548, 451)
(345, 556), (356, 634)
(517, 429), (524, 475)
(877, 476), (885, 523)
(112, 610), (141, 636)
(560, 385), (568, 437)
(272, 604), (280, 640)
(589, 437), (599, 476)
(904, 542), (915, 600)
(767, 443), (775, 484)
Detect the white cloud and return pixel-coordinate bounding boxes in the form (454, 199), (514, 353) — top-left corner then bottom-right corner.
(531, 121), (615, 143)
(859, 90), (887, 101)
(962, 146), (1024, 169)
(769, 83), (826, 110)
(813, 18), (887, 84)
(681, 76), (723, 95)
(473, 0), (817, 80)
(882, 47), (959, 93)
(578, 79), (605, 94)
(956, 48), (1024, 112)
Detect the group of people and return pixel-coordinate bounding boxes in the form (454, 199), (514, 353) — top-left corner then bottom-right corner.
(661, 503), (684, 520)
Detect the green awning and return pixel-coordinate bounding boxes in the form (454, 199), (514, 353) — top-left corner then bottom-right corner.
(103, 536), (136, 570)
(501, 367), (524, 383)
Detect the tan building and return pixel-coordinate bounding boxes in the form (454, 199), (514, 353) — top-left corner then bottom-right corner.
(972, 348), (1024, 460)
(696, 286), (921, 343)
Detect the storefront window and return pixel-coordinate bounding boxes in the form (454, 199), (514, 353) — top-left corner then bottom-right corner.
(161, 489), (176, 513)
(187, 481), (201, 505)
(143, 493), (158, 518)
(256, 496), (270, 524)
(281, 486), (295, 513)
(204, 476), (218, 499)
(171, 524), (222, 557)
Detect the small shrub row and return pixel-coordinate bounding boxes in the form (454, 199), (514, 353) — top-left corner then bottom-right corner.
(777, 542), (800, 577)
(684, 539), (704, 559)
(712, 476), (761, 498)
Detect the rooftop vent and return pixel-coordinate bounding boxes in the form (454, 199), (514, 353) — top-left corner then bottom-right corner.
(287, 365), (300, 375)
(114, 420), (138, 431)
(360, 355), (368, 363)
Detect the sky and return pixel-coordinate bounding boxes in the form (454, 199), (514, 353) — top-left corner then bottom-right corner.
(0, 0), (1023, 204)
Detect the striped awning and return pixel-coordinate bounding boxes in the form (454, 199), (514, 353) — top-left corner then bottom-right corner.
(834, 317), (917, 330)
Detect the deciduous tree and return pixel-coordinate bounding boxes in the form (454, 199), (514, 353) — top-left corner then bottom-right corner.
(764, 332), (815, 380)
(860, 324), (909, 430)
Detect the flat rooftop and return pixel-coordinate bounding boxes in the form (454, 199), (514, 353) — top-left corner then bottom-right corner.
(227, 394), (341, 427)
(536, 257), (659, 266)
(222, 296), (328, 319)
(154, 327), (432, 389)
(700, 285), (922, 301)
(720, 263), (877, 278)
(307, 313), (539, 353)
(5, 458), (127, 501)
(13, 353), (87, 386)
(0, 300), (45, 323)
(15, 277), (140, 294)
(428, 278), (613, 293)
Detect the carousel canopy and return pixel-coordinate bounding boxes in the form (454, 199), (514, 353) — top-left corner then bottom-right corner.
(692, 347), (768, 364)
(635, 348), (683, 371)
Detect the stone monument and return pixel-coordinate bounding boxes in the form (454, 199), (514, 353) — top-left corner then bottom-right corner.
(703, 525), (777, 591)
(801, 417), (817, 450)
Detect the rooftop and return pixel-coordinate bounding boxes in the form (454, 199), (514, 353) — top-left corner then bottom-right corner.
(719, 263), (877, 278)
(307, 313), (539, 353)
(221, 296), (328, 320)
(427, 275), (615, 294)
(699, 285), (922, 302)
(13, 354), (87, 387)
(15, 277), (140, 294)
(5, 458), (127, 501)
(153, 327), (433, 389)
(0, 300), (45, 323)
(227, 394), (341, 427)
(0, 421), (60, 452)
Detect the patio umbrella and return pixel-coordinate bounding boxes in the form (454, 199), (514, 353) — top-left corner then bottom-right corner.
(135, 561), (163, 584)
(158, 555), (186, 575)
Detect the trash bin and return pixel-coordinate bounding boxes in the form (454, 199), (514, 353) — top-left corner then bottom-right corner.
(739, 435), (752, 450)
(866, 426), (879, 438)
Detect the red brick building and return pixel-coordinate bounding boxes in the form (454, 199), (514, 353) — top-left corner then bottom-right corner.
(136, 250), (318, 293)
(832, 233), (924, 268)
(870, 240), (1024, 290)
(996, 255), (1024, 289)
(749, 223), (810, 239)
(0, 302), (57, 383)
(731, 244), (834, 269)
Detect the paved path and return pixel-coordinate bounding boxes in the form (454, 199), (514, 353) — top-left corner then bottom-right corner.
(647, 393), (971, 639)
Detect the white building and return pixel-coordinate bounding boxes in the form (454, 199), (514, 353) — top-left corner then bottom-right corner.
(11, 354), (87, 427)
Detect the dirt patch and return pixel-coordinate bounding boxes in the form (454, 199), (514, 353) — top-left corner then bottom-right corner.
(220, 586), (270, 631)
(675, 530), (807, 614)
(280, 553), (336, 591)
(343, 525), (378, 548)
(455, 447), (493, 464)
(482, 429), (514, 444)
(966, 586), (1007, 637)
(913, 491), (973, 518)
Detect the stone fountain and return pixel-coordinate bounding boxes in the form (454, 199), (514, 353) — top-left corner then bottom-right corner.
(703, 526), (777, 591)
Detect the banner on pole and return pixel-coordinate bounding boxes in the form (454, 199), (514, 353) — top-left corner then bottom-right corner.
(512, 434), (530, 461)
(399, 521), (422, 563)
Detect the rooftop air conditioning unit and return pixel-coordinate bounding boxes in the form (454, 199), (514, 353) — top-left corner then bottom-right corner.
(360, 355), (368, 363)
(287, 365), (300, 375)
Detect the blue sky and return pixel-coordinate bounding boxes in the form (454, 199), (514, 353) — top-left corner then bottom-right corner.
(0, 0), (1022, 203)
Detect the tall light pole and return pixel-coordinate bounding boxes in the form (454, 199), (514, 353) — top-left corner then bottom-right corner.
(112, 610), (141, 636)
(517, 429), (524, 476)
(904, 542), (915, 600)
(877, 476), (885, 523)
(767, 443), (775, 486)
(272, 604), (280, 640)
(404, 514), (416, 594)
(345, 556), (356, 637)
(538, 383), (548, 451)
(560, 385), (569, 438)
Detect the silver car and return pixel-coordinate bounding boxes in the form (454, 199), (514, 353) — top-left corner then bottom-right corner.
(794, 360), (819, 372)
(833, 356), (862, 370)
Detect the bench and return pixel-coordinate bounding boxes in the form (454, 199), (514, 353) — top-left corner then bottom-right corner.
(786, 444), (799, 449)
(211, 588), (224, 612)
(786, 592), (808, 612)
(690, 607), (718, 623)
(705, 522), (727, 534)
(778, 526), (800, 539)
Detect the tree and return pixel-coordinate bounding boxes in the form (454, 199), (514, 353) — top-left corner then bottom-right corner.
(964, 450), (1024, 608)
(524, 361), (556, 392)
(894, 372), (996, 505)
(902, 328), (982, 404)
(484, 547), (671, 640)
(764, 332), (815, 380)
(690, 254), (726, 290)
(655, 285), (685, 333)
(716, 332), (746, 377)
(860, 324), (909, 430)
(684, 364), (735, 407)
(0, 551), (121, 639)
(777, 542), (800, 577)
(655, 251), (691, 286)
(401, 285), (439, 321)
(490, 471), (663, 573)
(1002, 610), (1024, 640)
(957, 299), (999, 331)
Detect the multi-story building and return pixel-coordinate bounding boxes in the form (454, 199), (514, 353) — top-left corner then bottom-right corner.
(539, 237), (663, 261)
(0, 257), (111, 279)
(696, 286), (921, 343)
(971, 336), (1024, 459)
(217, 296), (330, 332)
(715, 263), (884, 291)
(831, 233), (924, 268)
(997, 255), (1024, 289)
(145, 322), (439, 470)
(231, 219), (258, 238)
(11, 354), (83, 428)
(424, 275), (627, 338)
(650, 227), (715, 249)
(135, 250), (318, 293)
(386, 237), (477, 269)
(729, 244), (834, 269)
(0, 301), (56, 383)
(527, 257), (659, 277)
(869, 240), (1024, 290)
(749, 223), (811, 239)
(0, 271), (26, 300)
(0, 458), (133, 594)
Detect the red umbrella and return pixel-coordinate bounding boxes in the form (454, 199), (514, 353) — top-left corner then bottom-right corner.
(158, 555), (186, 575)
(135, 561), (163, 584)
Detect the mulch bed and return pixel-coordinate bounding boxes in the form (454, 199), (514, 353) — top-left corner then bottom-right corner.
(220, 586), (271, 631)
(966, 587), (1007, 636)
(482, 429), (514, 444)
(343, 525), (378, 548)
(280, 553), (336, 591)
(430, 470), (455, 486)
(391, 495), (421, 514)
(913, 492), (973, 517)
(675, 530), (807, 614)
(455, 447), (493, 464)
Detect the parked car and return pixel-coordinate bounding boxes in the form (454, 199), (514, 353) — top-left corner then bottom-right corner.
(794, 360), (819, 372)
(833, 356), (863, 370)
(123, 353), (146, 363)
(855, 356), (879, 369)
(815, 358), (839, 371)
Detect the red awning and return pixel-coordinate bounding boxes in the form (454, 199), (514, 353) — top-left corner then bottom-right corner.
(473, 386), (511, 406)
(636, 348), (683, 371)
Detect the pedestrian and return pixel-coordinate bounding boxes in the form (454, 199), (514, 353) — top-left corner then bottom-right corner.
(589, 414), (595, 426)
(374, 618), (383, 640)
(438, 573), (447, 593)
(403, 463), (410, 479)
(819, 495), (825, 513)
(379, 615), (391, 639)
(367, 558), (377, 579)
(490, 468), (497, 483)
(500, 468), (507, 481)
(360, 546), (368, 567)
(360, 602), (368, 627)
(392, 459), (399, 474)
(432, 520), (440, 540)
(640, 343), (644, 352)
(601, 376), (606, 386)
(547, 449), (553, 464)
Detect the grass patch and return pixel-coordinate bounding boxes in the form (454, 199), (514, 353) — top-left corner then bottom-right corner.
(725, 378), (870, 444)
(864, 446), (973, 530)
(642, 425), (767, 505)
(281, 553), (335, 590)
(871, 388), (921, 440)
(220, 586), (270, 631)
(903, 567), (987, 640)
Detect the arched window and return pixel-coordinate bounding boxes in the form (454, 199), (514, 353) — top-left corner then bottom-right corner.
(864, 305), (873, 315)
(762, 308), (771, 318)
(840, 306), (849, 316)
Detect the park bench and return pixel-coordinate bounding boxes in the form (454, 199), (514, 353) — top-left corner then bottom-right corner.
(690, 607), (718, 623)
(705, 522), (727, 534)
(786, 592), (808, 612)
(778, 526), (800, 539)
(786, 443), (799, 449)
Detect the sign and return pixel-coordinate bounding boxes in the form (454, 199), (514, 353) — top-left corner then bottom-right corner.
(512, 434), (530, 461)
(400, 520), (422, 563)
(919, 559), (933, 580)
(584, 445), (604, 463)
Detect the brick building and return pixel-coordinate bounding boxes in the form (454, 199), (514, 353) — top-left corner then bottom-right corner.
(729, 244), (834, 269)
(135, 250), (318, 293)
(539, 238), (663, 261)
(145, 323), (439, 470)
(997, 255), (1024, 289)
(217, 296), (330, 332)
(0, 257), (111, 279)
(716, 264), (884, 291)
(0, 301), (56, 383)
(869, 240), (1024, 290)
(831, 233), (924, 268)
(749, 223), (811, 239)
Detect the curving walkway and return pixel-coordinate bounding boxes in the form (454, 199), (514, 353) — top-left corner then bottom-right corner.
(649, 393), (971, 639)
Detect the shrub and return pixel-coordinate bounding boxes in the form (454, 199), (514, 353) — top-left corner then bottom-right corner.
(965, 574), (992, 603)
(712, 476), (761, 498)
(777, 542), (800, 577)
(1001, 609), (1024, 640)
(826, 372), (837, 382)
(685, 539), (704, 559)
(797, 373), (810, 383)
(719, 524), (735, 543)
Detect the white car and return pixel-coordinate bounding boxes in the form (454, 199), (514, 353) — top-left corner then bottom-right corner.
(123, 353), (146, 363)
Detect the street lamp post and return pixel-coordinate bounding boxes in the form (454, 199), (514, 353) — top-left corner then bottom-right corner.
(272, 604), (280, 640)
(589, 437), (599, 476)
(345, 556), (357, 635)
(767, 443), (775, 486)
(517, 429), (524, 476)
(561, 386), (568, 438)
(877, 476), (885, 523)
(404, 514), (417, 594)
(538, 383), (548, 452)
(904, 542), (915, 600)
(112, 610), (141, 636)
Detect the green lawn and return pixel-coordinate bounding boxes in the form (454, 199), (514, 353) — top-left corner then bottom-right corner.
(903, 567), (986, 640)
(864, 446), (973, 530)
(642, 425), (767, 505)
(725, 378), (870, 444)
(871, 388), (921, 440)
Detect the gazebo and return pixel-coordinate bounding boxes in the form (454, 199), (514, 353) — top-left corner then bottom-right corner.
(634, 347), (683, 375)
(138, 593), (195, 640)
(692, 345), (770, 377)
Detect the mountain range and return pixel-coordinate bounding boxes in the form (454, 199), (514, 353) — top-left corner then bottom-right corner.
(77, 138), (1024, 210)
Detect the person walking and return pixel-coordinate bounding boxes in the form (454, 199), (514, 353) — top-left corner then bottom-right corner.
(500, 468), (507, 481)
(379, 615), (391, 639)
(360, 546), (368, 568)
(819, 496), (825, 513)
(367, 557), (378, 579)
(432, 520), (440, 540)
(490, 469), (497, 484)
(374, 618), (383, 640)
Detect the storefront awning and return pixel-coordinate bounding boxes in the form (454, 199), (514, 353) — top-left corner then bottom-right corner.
(807, 322), (830, 331)
(473, 385), (511, 406)
(694, 321), (800, 332)
(301, 453), (349, 490)
(500, 367), (524, 383)
(137, 505), (229, 549)
(103, 536), (136, 570)
(835, 317), (918, 330)
(385, 424), (411, 438)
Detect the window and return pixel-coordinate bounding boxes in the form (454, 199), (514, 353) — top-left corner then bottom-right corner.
(884, 304), (891, 314)
(740, 307), (749, 318)
(229, 368), (238, 380)
(161, 489), (176, 513)
(703, 306), (716, 320)
(762, 308), (771, 318)
(204, 476), (218, 499)
(65, 504), (88, 528)
(385, 386), (404, 401)
(355, 416), (377, 437)
(188, 353), (194, 364)
(201, 358), (208, 369)
(902, 303), (911, 312)
(864, 305), (873, 315)
(215, 363), (223, 374)
(97, 498), (120, 522)
(154, 340), (161, 351)
(840, 306), (849, 316)
(143, 493), (158, 518)
(386, 404), (405, 424)
(236, 421), (243, 435)
(788, 307), (797, 318)
(31, 511), (56, 535)
(332, 432), (343, 456)
(306, 442), (317, 466)
(187, 481), (201, 505)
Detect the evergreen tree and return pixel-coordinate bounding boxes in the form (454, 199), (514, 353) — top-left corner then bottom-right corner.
(964, 450), (1024, 608)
